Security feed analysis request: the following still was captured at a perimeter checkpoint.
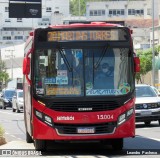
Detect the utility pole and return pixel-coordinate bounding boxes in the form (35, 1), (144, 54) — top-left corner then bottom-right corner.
(152, 0), (155, 86)
(5, 49), (15, 80)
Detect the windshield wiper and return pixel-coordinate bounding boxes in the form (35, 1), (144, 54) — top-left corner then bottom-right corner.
(58, 48), (72, 72)
(94, 45), (109, 69)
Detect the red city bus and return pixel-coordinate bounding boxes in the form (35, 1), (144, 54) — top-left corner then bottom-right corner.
(23, 22), (140, 151)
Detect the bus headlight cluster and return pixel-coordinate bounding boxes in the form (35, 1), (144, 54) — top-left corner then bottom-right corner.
(34, 109), (53, 127)
(118, 108), (134, 126)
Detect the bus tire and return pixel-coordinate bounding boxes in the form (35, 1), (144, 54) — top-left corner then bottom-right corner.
(111, 138), (123, 150)
(34, 139), (46, 151)
(26, 131), (33, 143)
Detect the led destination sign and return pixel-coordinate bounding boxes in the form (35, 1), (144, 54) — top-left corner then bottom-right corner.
(48, 29), (127, 42)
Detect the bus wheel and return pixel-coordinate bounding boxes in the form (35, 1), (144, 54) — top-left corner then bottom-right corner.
(26, 131), (33, 143)
(111, 138), (123, 150)
(34, 139), (46, 151)
(158, 120), (160, 126)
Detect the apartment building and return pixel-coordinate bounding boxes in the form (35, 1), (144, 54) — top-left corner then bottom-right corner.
(86, 0), (159, 20)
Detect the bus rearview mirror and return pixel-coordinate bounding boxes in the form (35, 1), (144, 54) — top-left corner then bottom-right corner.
(23, 57), (30, 75)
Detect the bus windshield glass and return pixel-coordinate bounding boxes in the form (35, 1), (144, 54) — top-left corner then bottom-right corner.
(34, 47), (133, 97)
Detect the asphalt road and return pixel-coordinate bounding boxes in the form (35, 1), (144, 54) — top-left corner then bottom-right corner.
(0, 108), (160, 157)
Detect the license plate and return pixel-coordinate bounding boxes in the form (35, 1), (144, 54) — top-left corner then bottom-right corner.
(141, 111), (152, 116)
(77, 127), (95, 134)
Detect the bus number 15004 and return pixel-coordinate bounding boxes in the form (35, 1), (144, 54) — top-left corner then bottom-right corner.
(97, 114), (114, 120)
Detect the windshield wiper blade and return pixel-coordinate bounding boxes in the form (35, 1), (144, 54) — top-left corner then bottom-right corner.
(58, 48), (72, 72)
(94, 45), (109, 69)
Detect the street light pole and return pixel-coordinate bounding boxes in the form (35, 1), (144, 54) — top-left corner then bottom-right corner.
(152, 0), (155, 86)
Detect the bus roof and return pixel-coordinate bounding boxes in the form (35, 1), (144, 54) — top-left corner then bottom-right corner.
(48, 22), (123, 29)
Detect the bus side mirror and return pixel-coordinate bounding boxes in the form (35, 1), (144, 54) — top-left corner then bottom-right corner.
(134, 57), (140, 72)
(23, 57), (30, 75)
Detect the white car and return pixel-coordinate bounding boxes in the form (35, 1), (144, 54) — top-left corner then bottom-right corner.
(12, 90), (24, 113)
(135, 84), (160, 126)
(151, 86), (160, 96)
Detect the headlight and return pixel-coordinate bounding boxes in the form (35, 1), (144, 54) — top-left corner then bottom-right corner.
(35, 110), (43, 119)
(118, 113), (126, 125)
(34, 109), (53, 127)
(4, 99), (9, 103)
(44, 115), (53, 126)
(117, 108), (134, 126)
(127, 108), (134, 117)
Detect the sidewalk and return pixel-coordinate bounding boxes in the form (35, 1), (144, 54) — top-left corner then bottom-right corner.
(0, 141), (34, 149)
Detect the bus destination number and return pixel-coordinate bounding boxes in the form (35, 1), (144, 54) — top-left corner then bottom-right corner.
(97, 114), (114, 120)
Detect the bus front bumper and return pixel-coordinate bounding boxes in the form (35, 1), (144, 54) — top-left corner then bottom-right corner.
(33, 114), (135, 140)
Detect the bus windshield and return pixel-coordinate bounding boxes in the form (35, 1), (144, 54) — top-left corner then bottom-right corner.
(34, 47), (133, 97)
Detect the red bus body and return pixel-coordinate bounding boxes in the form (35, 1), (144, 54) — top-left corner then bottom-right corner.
(23, 22), (138, 151)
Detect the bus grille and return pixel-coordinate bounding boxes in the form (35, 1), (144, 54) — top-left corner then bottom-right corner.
(49, 101), (122, 112)
(54, 122), (116, 135)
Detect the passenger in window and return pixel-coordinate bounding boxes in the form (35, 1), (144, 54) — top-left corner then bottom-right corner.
(94, 62), (114, 89)
(98, 63), (113, 77)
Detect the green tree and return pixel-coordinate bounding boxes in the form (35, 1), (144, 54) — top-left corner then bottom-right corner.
(70, 0), (86, 16)
(136, 45), (160, 83)
(0, 60), (9, 90)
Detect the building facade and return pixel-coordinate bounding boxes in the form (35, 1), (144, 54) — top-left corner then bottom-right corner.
(86, 0), (159, 21)
(0, 0), (69, 80)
